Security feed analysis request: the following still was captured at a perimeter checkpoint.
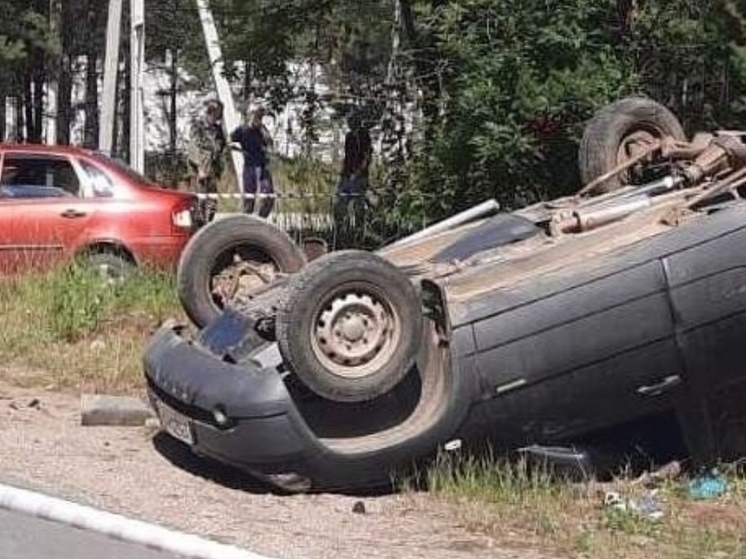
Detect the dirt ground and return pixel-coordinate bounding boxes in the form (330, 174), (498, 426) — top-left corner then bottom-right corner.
(0, 381), (556, 559)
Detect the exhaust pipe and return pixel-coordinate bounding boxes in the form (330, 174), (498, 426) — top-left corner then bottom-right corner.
(387, 199), (500, 249)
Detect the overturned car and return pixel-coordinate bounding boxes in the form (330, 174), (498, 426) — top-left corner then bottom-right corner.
(145, 97), (746, 491)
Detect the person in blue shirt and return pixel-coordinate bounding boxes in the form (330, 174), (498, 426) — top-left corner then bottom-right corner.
(230, 106), (274, 217)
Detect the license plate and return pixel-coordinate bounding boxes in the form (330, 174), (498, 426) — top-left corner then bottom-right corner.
(156, 401), (194, 445)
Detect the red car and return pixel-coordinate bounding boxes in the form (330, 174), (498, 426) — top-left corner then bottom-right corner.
(0, 144), (198, 276)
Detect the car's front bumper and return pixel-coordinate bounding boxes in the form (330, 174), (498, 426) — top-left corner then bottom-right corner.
(143, 311), (438, 491)
(144, 318), (331, 484)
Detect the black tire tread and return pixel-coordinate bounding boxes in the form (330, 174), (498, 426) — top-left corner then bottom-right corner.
(276, 250), (423, 403)
(177, 215), (305, 328)
(579, 96), (686, 192)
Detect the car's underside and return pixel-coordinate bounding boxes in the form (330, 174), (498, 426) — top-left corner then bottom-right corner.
(146, 97), (746, 491)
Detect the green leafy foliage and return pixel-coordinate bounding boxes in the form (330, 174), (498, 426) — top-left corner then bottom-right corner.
(399, 0), (745, 220)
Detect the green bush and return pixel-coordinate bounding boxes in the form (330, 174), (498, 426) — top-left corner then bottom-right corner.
(400, 0), (740, 221)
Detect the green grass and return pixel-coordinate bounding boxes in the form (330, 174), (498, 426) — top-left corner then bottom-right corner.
(0, 265), (183, 393)
(425, 451), (746, 559)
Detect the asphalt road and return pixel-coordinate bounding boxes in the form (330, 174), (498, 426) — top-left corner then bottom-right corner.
(0, 509), (183, 559)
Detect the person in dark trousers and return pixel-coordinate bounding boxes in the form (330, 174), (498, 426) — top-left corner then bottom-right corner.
(230, 106), (275, 217)
(334, 113), (373, 230)
(187, 99), (226, 222)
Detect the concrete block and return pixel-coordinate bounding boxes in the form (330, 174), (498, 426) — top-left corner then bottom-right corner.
(80, 394), (155, 427)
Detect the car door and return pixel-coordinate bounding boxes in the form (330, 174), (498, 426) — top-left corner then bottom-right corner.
(664, 210), (746, 393)
(0, 153), (94, 272)
(462, 256), (682, 445)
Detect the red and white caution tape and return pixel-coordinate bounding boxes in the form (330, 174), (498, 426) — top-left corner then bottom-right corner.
(194, 192), (368, 200)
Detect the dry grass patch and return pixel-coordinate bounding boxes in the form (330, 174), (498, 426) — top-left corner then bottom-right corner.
(0, 266), (184, 394)
(427, 452), (746, 559)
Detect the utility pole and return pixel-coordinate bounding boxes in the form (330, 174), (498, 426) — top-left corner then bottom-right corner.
(195, 0), (242, 193)
(100, 0), (123, 155)
(130, 0), (145, 172)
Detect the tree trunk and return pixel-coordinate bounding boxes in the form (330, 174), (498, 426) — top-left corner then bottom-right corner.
(121, 34), (131, 163)
(30, 0), (47, 143)
(0, 92), (6, 142)
(169, 48), (179, 185)
(31, 54), (45, 143)
(84, 51), (99, 149)
(24, 71), (35, 143)
(15, 95), (25, 143)
(56, 0), (73, 145)
(400, 0), (439, 141)
(112, 46), (123, 157)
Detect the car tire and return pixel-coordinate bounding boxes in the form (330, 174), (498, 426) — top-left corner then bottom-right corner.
(177, 214), (306, 328)
(276, 250), (423, 403)
(79, 251), (135, 281)
(579, 97), (686, 194)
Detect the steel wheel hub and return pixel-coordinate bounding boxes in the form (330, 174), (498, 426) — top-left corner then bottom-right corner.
(313, 291), (398, 378)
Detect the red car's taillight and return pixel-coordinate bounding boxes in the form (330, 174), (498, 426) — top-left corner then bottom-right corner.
(171, 199), (196, 232)
(172, 208), (193, 229)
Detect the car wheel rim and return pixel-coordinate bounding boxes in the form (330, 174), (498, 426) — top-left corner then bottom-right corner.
(312, 289), (401, 379)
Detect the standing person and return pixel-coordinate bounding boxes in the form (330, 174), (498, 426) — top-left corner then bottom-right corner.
(187, 99), (226, 222)
(230, 105), (275, 217)
(334, 113), (373, 229)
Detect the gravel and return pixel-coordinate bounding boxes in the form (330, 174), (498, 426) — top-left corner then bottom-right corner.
(0, 382), (555, 559)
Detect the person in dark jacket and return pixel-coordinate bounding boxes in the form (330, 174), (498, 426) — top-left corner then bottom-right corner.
(230, 106), (274, 217)
(187, 99), (226, 222)
(334, 113), (373, 231)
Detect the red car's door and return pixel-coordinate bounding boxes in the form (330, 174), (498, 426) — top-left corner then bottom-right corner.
(0, 153), (94, 272)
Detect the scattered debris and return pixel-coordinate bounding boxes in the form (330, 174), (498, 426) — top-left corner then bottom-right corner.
(634, 461), (682, 488)
(352, 501), (366, 514)
(688, 470), (728, 500)
(444, 439), (462, 452)
(603, 489), (665, 520)
(80, 394), (155, 427)
(633, 490), (665, 520)
(603, 491), (627, 511)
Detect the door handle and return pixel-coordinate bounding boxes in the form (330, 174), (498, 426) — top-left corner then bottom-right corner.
(637, 375), (682, 397)
(61, 209), (86, 219)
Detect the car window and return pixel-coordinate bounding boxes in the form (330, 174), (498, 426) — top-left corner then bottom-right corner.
(0, 154), (81, 198)
(91, 152), (159, 188)
(79, 160), (117, 198)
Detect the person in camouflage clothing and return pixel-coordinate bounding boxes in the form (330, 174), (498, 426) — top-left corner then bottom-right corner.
(187, 99), (226, 222)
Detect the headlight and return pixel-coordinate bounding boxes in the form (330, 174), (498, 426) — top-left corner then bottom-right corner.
(212, 407), (229, 426)
(172, 209), (193, 229)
